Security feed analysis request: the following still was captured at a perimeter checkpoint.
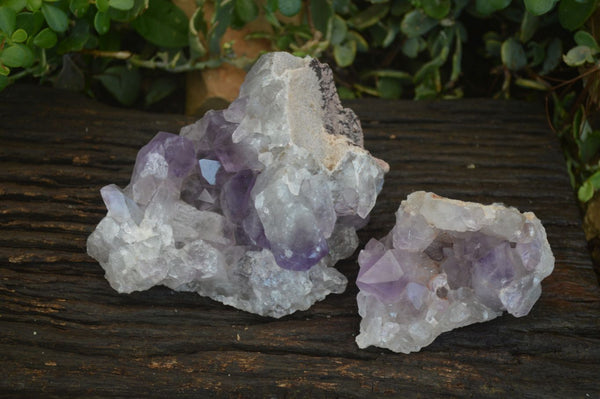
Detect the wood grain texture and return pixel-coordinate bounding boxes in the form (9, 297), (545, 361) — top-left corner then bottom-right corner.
(1, 84), (599, 398)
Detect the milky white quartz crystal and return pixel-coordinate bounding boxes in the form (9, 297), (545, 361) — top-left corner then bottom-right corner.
(356, 191), (554, 353)
(87, 52), (389, 318)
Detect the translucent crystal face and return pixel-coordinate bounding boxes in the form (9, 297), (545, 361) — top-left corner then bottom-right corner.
(87, 52), (388, 317)
(356, 191), (554, 353)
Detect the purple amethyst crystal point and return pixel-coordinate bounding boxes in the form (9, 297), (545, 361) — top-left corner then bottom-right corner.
(356, 191), (554, 353)
(87, 52), (388, 317)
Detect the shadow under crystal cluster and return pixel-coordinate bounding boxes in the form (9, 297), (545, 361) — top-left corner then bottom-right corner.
(87, 52), (389, 318)
(356, 191), (554, 353)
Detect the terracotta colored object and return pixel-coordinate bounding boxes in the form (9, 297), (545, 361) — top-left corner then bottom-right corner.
(173, 0), (272, 116)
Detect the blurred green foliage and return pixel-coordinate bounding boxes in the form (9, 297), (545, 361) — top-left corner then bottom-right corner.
(0, 0), (599, 202)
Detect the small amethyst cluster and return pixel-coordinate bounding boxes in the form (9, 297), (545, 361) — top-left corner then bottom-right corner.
(355, 192), (555, 353)
(87, 52), (388, 317)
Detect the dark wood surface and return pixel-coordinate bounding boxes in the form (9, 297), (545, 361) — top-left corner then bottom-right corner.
(1, 84), (599, 398)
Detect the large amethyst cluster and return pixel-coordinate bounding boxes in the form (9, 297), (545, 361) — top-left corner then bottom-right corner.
(356, 192), (554, 353)
(87, 52), (389, 317)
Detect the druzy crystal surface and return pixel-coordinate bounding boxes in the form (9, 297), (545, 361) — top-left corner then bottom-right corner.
(356, 191), (554, 353)
(87, 52), (388, 318)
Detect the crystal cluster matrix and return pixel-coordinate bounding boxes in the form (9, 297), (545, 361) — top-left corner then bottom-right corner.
(87, 52), (389, 318)
(356, 192), (554, 353)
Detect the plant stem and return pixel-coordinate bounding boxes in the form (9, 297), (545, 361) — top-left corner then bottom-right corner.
(549, 63), (600, 91)
(77, 49), (225, 72)
(80, 49), (133, 59)
(128, 58), (200, 72)
(8, 67), (37, 82)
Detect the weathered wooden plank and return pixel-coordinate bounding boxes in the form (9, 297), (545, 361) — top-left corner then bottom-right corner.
(1, 84), (599, 398)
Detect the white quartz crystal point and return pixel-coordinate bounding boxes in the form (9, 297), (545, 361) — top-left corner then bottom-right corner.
(87, 52), (388, 318)
(355, 191), (554, 353)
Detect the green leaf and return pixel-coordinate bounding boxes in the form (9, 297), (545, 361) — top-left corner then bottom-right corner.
(563, 45), (596, 66)
(275, 34), (292, 49)
(484, 31), (502, 57)
(234, 0), (257, 23)
(33, 27), (57, 47)
(266, 0), (277, 13)
(579, 180), (594, 202)
(400, 9), (437, 38)
(310, 0), (333, 39)
(0, 74), (8, 90)
(0, 7), (17, 36)
(456, 21), (467, 42)
(450, 27), (462, 82)
(230, 3), (245, 27)
(337, 85), (355, 99)
(528, 41), (545, 66)
(109, 0), (134, 10)
(16, 11), (44, 38)
(348, 3), (388, 30)
(109, 0), (148, 21)
(144, 76), (177, 106)
(428, 26), (451, 57)
(377, 76), (402, 99)
(414, 81), (438, 99)
(69, 0), (89, 17)
(56, 19), (90, 53)
(41, 3), (68, 32)
(96, 66), (140, 106)
(277, 0), (301, 17)
(572, 107), (584, 141)
(189, 4), (206, 35)
(391, 0), (411, 16)
(368, 22), (387, 46)
(11, 27), (27, 41)
(0, 43), (34, 67)
(381, 23), (397, 47)
(330, 15), (347, 45)
(581, 171), (600, 201)
(26, 0), (42, 11)
(333, 39), (356, 67)
(520, 11), (538, 43)
(208, 0), (232, 53)
(263, 6), (279, 27)
(577, 119), (600, 163)
(523, 0), (558, 15)
(515, 78), (547, 90)
(94, 10), (110, 34)
(475, 0), (511, 16)
(575, 30), (600, 51)
(413, 44), (448, 83)
(501, 38), (527, 70)
(2, 0), (26, 12)
(588, 170), (600, 187)
(363, 69), (412, 80)
(422, 0), (450, 20)
(558, 0), (598, 31)
(541, 37), (561, 74)
(131, 0), (188, 48)
(188, 29), (206, 58)
(347, 30), (368, 52)
(96, 0), (109, 12)
(353, 83), (379, 96)
(188, 6), (206, 59)
(402, 36), (422, 58)
(0, 64), (10, 76)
